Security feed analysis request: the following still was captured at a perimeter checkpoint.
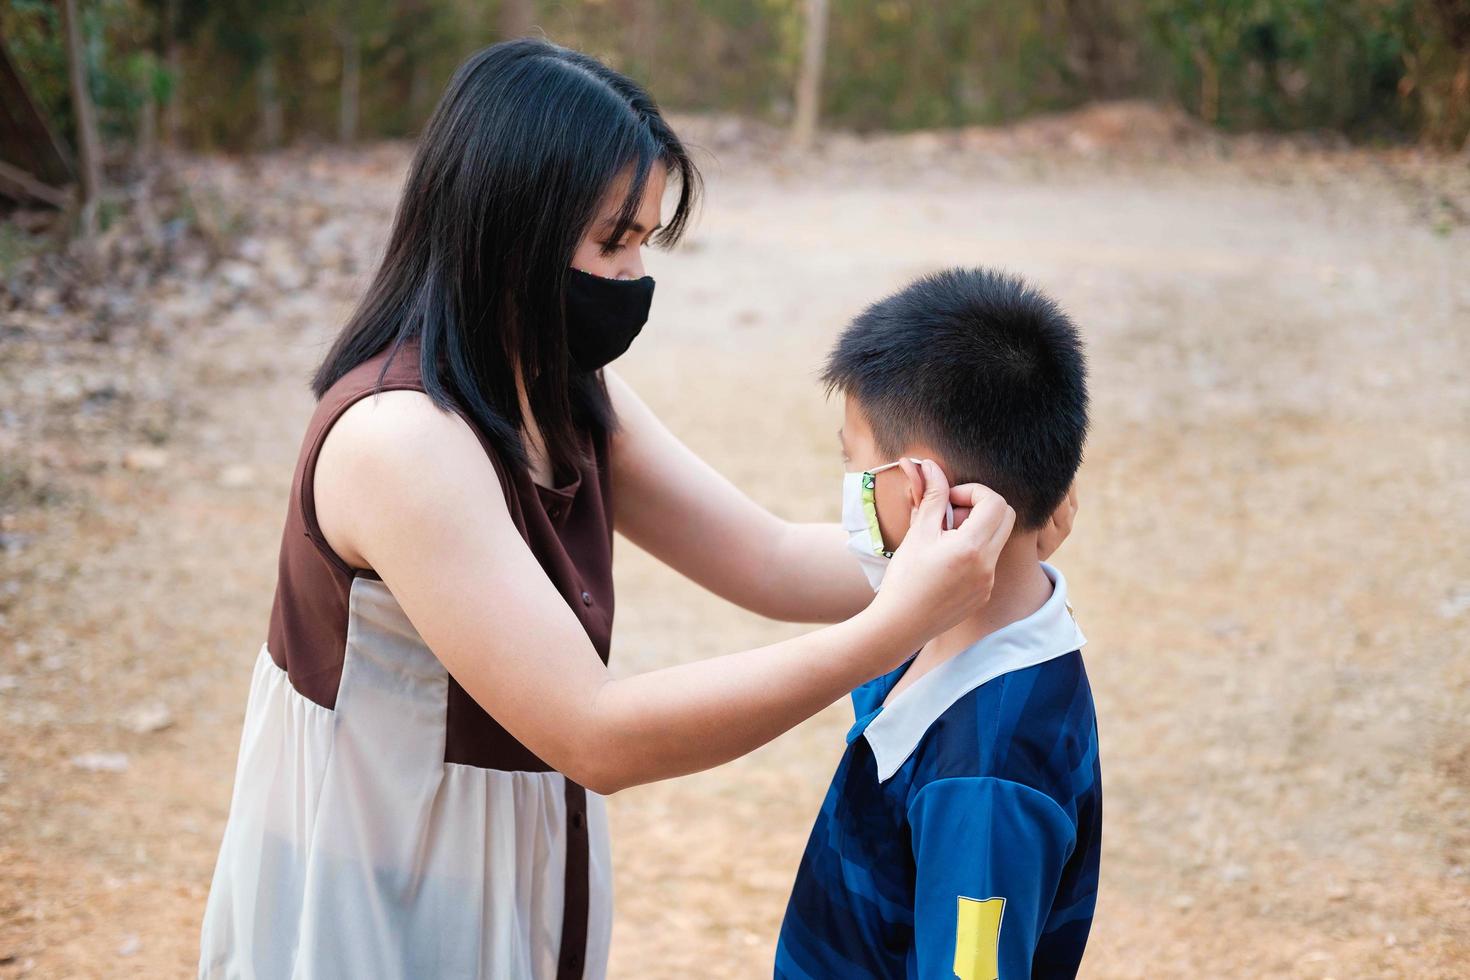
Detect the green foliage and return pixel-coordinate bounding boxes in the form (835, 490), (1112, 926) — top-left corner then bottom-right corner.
(3, 0), (175, 146)
(4, 0), (1466, 153)
(822, 0), (1104, 130)
(0, 221), (51, 272)
(1140, 0), (1432, 135)
(3, 1), (71, 135)
(538, 0), (795, 117)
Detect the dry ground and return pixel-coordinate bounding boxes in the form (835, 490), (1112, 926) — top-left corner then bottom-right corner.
(1, 119), (1467, 977)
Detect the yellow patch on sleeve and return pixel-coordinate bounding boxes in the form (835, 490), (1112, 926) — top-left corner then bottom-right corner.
(953, 896), (1005, 980)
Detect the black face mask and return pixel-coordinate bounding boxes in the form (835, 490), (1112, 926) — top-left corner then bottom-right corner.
(564, 267), (655, 373)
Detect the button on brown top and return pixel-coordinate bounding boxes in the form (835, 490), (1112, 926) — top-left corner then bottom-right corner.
(581, 590), (593, 606)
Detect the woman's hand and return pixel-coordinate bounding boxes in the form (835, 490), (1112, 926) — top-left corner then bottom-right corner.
(605, 370), (875, 624)
(865, 459), (1016, 654)
(1036, 484), (1078, 561)
(319, 399), (1016, 795)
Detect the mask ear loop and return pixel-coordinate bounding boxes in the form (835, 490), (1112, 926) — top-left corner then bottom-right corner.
(871, 458), (958, 531)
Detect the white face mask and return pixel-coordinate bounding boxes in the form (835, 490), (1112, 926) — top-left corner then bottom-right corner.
(842, 458), (954, 591)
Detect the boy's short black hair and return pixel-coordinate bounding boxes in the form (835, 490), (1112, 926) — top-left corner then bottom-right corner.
(824, 267), (1088, 530)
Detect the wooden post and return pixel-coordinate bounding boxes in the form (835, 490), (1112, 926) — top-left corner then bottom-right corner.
(791, 0), (829, 150)
(59, 0), (102, 236)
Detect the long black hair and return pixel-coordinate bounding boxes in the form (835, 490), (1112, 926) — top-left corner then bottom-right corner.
(311, 39), (701, 477)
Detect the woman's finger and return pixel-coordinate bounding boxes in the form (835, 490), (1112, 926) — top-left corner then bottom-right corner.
(949, 484), (980, 505)
(898, 457), (925, 527)
(910, 459), (951, 538)
(943, 479), (987, 528)
(982, 503), (1018, 560)
(953, 484), (1010, 548)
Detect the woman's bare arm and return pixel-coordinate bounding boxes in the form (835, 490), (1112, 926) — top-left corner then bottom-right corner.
(605, 371), (1076, 622)
(605, 369), (875, 623)
(315, 390), (1014, 795)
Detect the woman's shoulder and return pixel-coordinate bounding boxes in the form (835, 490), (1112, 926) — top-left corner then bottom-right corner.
(314, 342), (505, 477)
(326, 388), (504, 493)
(314, 387), (514, 569)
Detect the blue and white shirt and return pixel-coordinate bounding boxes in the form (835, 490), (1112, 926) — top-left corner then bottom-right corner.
(775, 564), (1101, 980)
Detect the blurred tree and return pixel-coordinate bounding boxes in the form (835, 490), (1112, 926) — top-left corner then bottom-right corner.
(327, 0), (394, 143)
(398, 0), (455, 128)
(135, 0), (208, 150)
(791, 0), (828, 147)
(1146, 0), (1262, 124)
(164, 0), (180, 145)
(4, 2), (69, 139)
(245, 0), (297, 149)
(335, 0), (361, 143)
(616, 0), (655, 80)
(1063, 0), (1138, 97)
(4, 0), (1465, 153)
(0, 33), (74, 207)
(59, 0), (101, 234)
(1426, 0), (1470, 149)
(257, 50), (283, 147)
(501, 0), (534, 39)
(339, 26), (359, 142)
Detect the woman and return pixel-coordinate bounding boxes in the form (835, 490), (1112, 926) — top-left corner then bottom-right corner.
(199, 39), (1055, 979)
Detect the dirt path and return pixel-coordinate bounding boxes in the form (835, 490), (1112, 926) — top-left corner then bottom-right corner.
(2, 131), (1467, 977)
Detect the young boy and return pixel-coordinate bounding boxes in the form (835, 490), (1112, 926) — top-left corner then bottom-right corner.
(775, 268), (1099, 980)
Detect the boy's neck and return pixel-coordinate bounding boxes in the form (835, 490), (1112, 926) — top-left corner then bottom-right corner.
(915, 532), (1052, 672)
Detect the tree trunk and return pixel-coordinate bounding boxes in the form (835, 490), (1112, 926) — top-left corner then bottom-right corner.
(1063, 0), (1123, 97)
(409, 56), (432, 129)
(163, 0), (182, 149)
(791, 0), (829, 149)
(59, 0), (102, 236)
(1193, 46), (1220, 125)
(257, 52), (284, 149)
(1427, 0), (1470, 151)
(1457, 51), (1470, 158)
(500, 0), (534, 40)
(339, 30), (360, 144)
(137, 96), (157, 164)
(618, 0), (654, 76)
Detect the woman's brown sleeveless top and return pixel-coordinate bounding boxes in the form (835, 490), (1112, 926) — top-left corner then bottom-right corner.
(200, 339), (617, 979)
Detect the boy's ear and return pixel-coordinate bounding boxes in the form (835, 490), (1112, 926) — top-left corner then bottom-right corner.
(896, 457), (927, 525)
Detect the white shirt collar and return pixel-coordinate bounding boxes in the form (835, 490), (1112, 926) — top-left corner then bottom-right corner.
(862, 562), (1086, 783)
